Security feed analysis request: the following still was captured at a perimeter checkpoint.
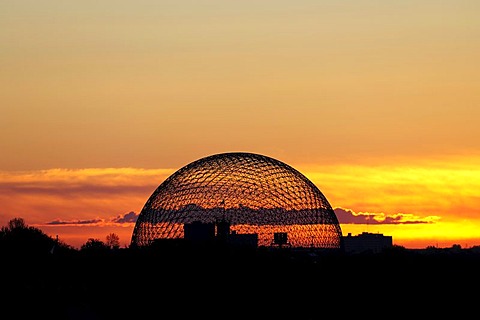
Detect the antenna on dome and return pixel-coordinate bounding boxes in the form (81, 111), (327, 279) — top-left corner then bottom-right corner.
(216, 199), (230, 241)
(220, 199), (226, 219)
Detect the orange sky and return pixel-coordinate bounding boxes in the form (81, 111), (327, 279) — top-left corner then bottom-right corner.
(1, 154), (480, 249)
(1, 1), (479, 249)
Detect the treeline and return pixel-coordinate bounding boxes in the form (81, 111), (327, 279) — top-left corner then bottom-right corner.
(2, 217), (480, 259)
(0, 217), (123, 256)
(2, 217), (480, 319)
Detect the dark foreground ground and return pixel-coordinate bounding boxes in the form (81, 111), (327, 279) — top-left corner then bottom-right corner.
(3, 244), (480, 319)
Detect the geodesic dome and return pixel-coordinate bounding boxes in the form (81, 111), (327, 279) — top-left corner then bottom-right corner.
(130, 152), (342, 249)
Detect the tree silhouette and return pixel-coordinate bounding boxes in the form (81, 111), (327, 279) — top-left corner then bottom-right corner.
(0, 217), (73, 256)
(7, 217), (27, 230)
(106, 232), (120, 249)
(81, 238), (109, 251)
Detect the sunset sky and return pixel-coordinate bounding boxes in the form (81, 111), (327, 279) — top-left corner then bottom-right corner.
(1, 1), (479, 249)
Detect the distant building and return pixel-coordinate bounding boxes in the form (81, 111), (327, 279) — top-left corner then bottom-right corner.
(228, 231), (258, 248)
(271, 232), (291, 248)
(184, 221), (216, 243)
(342, 232), (393, 254)
(183, 220), (258, 249)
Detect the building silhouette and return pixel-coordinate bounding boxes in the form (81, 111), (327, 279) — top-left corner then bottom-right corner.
(342, 232), (393, 253)
(184, 219), (258, 249)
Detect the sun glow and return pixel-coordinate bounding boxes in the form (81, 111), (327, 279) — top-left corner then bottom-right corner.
(1, 154), (480, 249)
(298, 155), (480, 248)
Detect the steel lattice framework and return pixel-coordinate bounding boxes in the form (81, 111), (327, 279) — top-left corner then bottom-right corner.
(130, 152), (343, 248)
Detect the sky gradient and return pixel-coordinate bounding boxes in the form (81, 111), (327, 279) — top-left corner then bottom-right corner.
(1, 1), (479, 249)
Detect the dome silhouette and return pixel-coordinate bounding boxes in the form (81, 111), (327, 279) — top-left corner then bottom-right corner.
(130, 152), (343, 249)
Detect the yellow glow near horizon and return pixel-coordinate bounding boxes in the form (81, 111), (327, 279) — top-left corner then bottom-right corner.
(340, 220), (480, 249)
(297, 155), (480, 248)
(0, 155), (479, 249)
(300, 155), (480, 221)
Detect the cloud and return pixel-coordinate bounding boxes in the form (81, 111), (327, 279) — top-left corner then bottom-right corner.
(43, 211), (139, 226)
(46, 207), (434, 227)
(111, 211), (138, 223)
(0, 168), (172, 197)
(0, 168), (172, 226)
(334, 207), (436, 225)
(46, 218), (104, 225)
